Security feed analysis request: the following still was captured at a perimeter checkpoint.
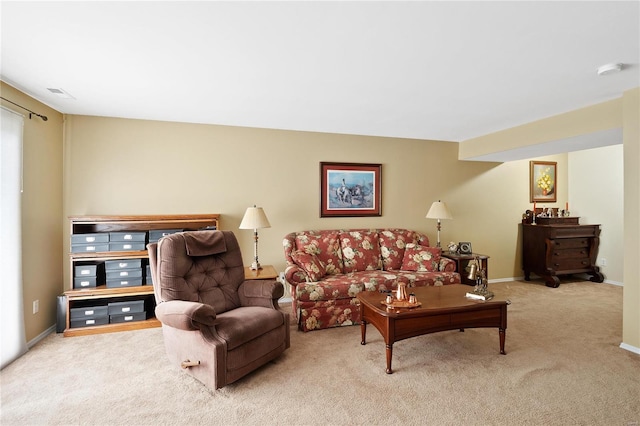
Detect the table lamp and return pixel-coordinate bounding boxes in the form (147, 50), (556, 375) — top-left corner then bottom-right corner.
(239, 205), (271, 270)
(426, 200), (453, 248)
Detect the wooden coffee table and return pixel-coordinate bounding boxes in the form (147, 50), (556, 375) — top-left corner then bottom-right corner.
(358, 284), (507, 373)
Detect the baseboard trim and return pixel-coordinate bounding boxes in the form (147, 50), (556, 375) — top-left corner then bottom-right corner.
(619, 342), (640, 355)
(488, 277), (520, 284)
(491, 276), (623, 287)
(28, 325), (55, 349)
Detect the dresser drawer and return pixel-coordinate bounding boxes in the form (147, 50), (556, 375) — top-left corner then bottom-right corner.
(552, 238), (589, 249)
(552, 226), (598, 238)
(552, 247), (589, 260)
(552, 258), (591, 271)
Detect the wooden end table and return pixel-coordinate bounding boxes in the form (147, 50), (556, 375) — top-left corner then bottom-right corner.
(358, 284), (507, 374)
(441, 252), (490, 286)
(244, 265), (278, 280)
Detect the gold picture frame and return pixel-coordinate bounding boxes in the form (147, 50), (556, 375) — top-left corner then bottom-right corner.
(530, 161), (557, 203)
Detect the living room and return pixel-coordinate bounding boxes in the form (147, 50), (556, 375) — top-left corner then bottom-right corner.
(1, 2), (639, 424)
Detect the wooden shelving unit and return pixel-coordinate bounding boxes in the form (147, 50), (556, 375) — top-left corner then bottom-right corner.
(64, 214), (220, 337)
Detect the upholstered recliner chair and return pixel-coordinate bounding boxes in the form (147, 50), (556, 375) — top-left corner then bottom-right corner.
(147, 230), (290, 390)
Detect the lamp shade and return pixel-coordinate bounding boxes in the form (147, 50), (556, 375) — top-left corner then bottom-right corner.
(426, 200), (453, 220)
(239, 206), (271, 230)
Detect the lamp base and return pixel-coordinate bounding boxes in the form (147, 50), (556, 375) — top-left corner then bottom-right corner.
(249, 261), (262, 270)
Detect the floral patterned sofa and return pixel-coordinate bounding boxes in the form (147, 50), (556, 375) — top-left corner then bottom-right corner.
(283, 229), (461, 332)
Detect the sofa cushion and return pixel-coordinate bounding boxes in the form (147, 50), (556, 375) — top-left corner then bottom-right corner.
(395, 271), (460, 287)
(215, 306), (286, 351)
(340, 230), (382, 273)
(401, 244), (441, 272)
(378, 229), (417, 271)
(294, 271), (399, 302)
(291, 250), (326, 281)
(294, 231), (344, 275)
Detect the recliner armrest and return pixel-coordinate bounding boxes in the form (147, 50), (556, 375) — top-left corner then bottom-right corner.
(238, 279), (284, 308)
(155, 300), (217, 331)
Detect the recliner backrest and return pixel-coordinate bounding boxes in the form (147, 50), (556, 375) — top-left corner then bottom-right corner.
(153, 230), (245, 315)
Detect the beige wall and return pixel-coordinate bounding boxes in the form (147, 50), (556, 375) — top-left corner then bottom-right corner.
(62, 115), (568, 292)
(7, 80), (637, 352)
(570, 145), (624, 284)
(1, 82), (64, 342)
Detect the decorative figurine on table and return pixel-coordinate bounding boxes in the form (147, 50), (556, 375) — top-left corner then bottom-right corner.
(447, 242), (458, 254)
(465, 256), (494, 300)
(396, 282), (408, 301)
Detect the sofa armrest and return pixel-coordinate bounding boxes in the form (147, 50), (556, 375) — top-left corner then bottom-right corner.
(439, 257), (457, 272)
(282, 232), (313, 287)
(238, 279), (284, 308)
(284, 264), (309, 287)
(155, 300), (217, 331)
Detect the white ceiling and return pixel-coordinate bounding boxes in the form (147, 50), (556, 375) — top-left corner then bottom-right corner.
(1, 1), (639, 157)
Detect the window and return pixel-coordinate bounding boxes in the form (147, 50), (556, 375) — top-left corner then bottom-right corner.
(1, 106), (27, 369)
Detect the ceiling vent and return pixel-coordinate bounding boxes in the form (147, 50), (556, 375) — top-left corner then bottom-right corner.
(47, 87), (75, 99)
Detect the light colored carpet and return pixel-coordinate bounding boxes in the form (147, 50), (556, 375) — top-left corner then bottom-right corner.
(1, 280), (639, 426)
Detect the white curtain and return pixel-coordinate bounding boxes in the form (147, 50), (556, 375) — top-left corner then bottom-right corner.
(1, 106), (27, 369)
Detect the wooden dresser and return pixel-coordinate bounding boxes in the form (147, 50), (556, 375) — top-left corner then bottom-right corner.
(521, 217), (604, 288)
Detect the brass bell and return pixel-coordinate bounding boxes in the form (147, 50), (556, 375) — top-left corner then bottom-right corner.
(467, 262), (478, 280)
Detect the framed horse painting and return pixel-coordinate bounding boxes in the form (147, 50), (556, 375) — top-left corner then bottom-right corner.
(320, 162), (382, 217)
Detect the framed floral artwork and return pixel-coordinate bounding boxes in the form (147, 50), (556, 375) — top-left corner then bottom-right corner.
(530, 161), (557, 203)
(320, 162), (381, 217)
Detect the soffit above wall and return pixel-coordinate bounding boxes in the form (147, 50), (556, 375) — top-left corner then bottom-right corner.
(464, 128), (623, 162)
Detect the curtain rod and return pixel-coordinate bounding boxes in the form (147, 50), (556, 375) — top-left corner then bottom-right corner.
(0, 96), (48, 121)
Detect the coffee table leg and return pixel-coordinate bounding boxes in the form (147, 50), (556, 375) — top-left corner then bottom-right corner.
(360, 320), (367, 345)
(499, 328), (506, 355)
(386, 344), (393, 374)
